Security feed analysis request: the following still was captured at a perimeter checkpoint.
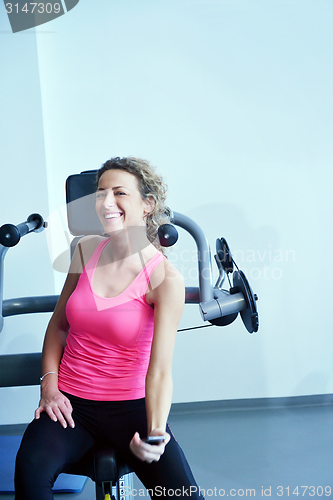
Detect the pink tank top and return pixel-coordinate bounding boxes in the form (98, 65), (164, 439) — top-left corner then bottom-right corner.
(58, 238), (166, 401)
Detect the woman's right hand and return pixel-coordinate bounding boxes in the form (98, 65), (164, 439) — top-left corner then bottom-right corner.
(35, 385), (75, 429)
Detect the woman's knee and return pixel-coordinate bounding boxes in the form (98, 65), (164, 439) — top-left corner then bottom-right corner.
(15, 427), (59, 493)
(15, 413), (95, 487)
(15, 416), (70, 484)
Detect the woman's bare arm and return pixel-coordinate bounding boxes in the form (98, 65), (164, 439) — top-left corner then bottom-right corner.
(130, 260), (185, 461)
(145, 261), (184, 434)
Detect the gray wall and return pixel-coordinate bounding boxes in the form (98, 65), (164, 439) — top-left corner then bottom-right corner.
(1, 0), (333, 424)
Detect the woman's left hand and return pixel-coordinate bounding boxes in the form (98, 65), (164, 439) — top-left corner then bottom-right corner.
(129, 430), (170, 463)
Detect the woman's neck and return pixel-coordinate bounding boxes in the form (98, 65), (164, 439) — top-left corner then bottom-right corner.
(105, 227), (155, 263)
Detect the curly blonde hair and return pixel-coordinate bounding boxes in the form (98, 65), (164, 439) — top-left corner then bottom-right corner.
(97, 157), (169, 252)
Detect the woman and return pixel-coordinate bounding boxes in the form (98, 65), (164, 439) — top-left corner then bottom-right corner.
(15, 157), (203, 499)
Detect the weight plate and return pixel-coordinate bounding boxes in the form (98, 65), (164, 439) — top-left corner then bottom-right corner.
(233, 270), (259, 333)
(216, 238), (233, 274)
(209, 312), (238, 327)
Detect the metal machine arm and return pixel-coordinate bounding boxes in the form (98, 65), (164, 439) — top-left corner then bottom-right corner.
(0, 214), (47, 332)
(169, 212), (259, 333)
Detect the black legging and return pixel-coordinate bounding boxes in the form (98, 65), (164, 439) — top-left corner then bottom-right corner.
(15, 394), (203, 500)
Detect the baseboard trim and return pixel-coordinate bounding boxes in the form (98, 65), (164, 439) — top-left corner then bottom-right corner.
(0, 423), (27, 435)
(170, 393), (333, 414)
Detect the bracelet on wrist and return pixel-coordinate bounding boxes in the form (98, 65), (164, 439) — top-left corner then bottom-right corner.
(40, 371), (58, 382)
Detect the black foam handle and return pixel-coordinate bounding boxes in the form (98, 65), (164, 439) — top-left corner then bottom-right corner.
(26, 213), (45, 231)
(158, 224), (179, 247)
(0, 223), (21, 247)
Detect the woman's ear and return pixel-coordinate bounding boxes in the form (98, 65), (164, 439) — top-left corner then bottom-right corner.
(143, 196), (156, 216)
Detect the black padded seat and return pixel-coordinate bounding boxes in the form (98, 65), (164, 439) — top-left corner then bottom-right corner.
(67, 445), (132, 485)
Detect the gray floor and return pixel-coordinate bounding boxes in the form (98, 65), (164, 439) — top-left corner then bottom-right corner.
(1, 398), (333, 499)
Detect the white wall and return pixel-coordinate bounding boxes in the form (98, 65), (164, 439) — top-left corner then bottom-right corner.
(0, 20), (55, 423)
(1, 0), (333, 424)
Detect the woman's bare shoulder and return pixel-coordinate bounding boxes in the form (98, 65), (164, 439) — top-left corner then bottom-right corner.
(77, 234), (105, 249)
(147, 255), (184, 305)
(69, 235), (106, 274)
(161, 259), (184, 290)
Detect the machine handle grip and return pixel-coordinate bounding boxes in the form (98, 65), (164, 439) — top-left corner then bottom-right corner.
(0, 213), (46, 247)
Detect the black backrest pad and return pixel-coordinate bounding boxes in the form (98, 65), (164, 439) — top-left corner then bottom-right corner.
(0, 353), (42, 387)
(65, 171), (104, 236)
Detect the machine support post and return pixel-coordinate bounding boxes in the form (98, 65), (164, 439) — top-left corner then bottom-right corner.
(0, 245), (9, 333)
(171, 212), (214, 304)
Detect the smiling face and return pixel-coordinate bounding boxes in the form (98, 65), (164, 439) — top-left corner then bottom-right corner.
(96, 169), (154, 234)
